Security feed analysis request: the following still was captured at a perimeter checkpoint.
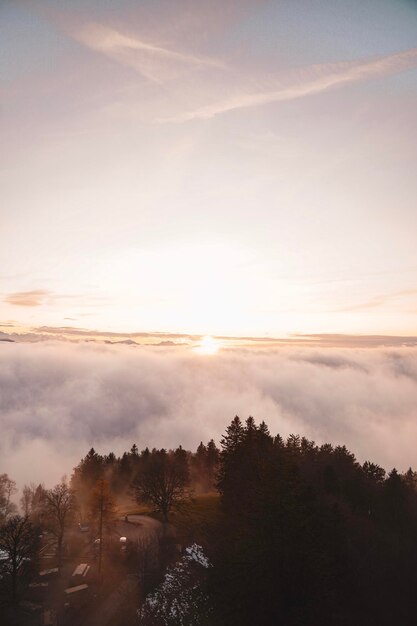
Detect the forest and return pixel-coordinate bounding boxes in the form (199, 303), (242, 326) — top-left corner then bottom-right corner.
(2, 416), (417, 625)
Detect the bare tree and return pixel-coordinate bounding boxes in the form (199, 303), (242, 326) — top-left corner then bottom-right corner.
(133, 448), (190, 522)
(89, 479), (116, 577)
(0, 474), (17, 523)
(43, 479), (75, 566)
(30, 484), (47, 527)
(127, 535), (159, 594)
(20, 484), (36, 517)
(0, 515), (40, 605)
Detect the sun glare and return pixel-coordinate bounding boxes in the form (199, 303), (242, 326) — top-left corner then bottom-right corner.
(194, 335), (221, 355)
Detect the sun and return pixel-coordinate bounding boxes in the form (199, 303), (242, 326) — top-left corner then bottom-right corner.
(194, 335), (221, 355)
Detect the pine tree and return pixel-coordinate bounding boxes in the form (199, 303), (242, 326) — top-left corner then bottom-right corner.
(138, 544), (211, 625)
(220, 416), (244, 454)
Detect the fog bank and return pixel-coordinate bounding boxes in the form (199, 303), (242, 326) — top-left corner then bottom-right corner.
(1, 341), (417, 487)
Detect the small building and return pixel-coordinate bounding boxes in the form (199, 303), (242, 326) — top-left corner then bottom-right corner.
(64, 584), (90, 608)
(72, 563), (90, 578)
(39, 567), (59, 578)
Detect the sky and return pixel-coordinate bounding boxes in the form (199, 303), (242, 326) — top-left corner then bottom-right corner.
(2, 2), (417, 487)
(1, 0), (417, 339)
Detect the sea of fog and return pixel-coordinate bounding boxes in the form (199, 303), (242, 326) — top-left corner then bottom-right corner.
(1, 340), (417, 487)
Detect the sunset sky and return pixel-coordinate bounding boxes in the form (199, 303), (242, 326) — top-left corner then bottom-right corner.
(2, 0), (417, 338)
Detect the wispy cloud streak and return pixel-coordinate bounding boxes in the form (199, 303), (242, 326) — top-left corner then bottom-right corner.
(334, 289), (417, 313)
(73, 23), (224, 83)
(167, 47), (417, 121)
(5, 290), (50, 307)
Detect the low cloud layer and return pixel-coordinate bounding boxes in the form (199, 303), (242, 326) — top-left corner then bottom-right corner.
(1, 341), (417, 488)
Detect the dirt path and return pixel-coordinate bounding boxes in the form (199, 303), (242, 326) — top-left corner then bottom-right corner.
(83, 515), (170, 626)
(115, 514), (167, 541)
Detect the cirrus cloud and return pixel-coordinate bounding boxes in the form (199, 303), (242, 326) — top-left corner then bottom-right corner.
(166, 46), (417, 121)
(72, 22), (225, 84)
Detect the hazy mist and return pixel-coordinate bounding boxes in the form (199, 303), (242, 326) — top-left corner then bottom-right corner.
(1, 341), (417, 487)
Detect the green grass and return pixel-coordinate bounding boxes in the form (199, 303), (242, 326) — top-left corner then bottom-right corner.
(117, 492), (222, 548)
(116, 500), (151, 516)
(168, 492), (222, 547)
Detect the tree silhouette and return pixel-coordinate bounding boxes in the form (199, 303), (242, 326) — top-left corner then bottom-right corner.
(43, 479), (75, 566)
(133, 448), (190, 522)
(89, 478), (116, 577)
(67, 419), (417, 624)
(0, 475), (17, 523)
(138, 544), (212, 626)
(0, 515), (40, 605)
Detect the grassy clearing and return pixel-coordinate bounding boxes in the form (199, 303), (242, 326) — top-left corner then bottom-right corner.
(168, 492), (222, 548)
(117, 493), (222, 549)
(116, 501), (151, 516)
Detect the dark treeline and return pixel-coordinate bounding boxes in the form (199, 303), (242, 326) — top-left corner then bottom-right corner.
(69, 417), (417, 624)
(2, 417), (417, 624)
(71, 438), (219, 520)
(209, 416), (417, 626)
